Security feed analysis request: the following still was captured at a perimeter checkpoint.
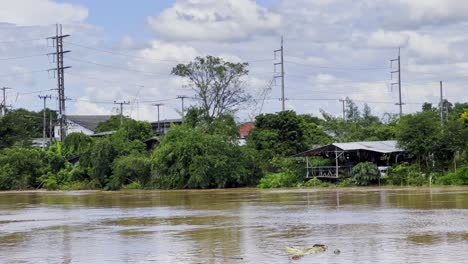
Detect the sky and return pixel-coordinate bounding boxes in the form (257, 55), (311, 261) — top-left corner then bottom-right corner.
(1, 0), (468, 122)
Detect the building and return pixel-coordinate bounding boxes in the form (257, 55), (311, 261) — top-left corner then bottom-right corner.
(295, 140), (404, 179)
(151, 118), (182, 136)
(238, 122), (255, 146)
(54, 115), (112, 139)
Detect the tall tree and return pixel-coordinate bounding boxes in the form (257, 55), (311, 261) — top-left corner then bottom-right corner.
(395, 111), (441, 168)
(172, 56), (251, 119)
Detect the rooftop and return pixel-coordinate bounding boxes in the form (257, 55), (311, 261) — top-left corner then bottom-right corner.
(67, 115), (113, 132)
(296, 140), (403, 156)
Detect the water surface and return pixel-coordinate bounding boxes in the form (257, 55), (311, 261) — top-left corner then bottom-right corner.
(1, 187), (467, 263)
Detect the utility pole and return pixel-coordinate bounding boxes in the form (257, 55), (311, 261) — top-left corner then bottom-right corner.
(152, 103), (164, 135)
(391, 48), (403, 117)
(339, 99), (346, 120)
(1, 87), (12, 117)
(49, 110), (54, 144)
(439, 81), (444, 126)
(114, 101), (130, 126)
(48, 24), (71, 141)
(38, 95), (52, 148)
(177, 95), (189, 117)
(274, 36), (285, 111)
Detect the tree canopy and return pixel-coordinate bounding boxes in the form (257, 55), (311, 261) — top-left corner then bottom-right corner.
(172, 56), (251, 119)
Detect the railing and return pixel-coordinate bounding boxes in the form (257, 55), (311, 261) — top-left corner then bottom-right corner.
(306, 166), (352, 179)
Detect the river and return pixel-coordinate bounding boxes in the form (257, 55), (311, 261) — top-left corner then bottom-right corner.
(0, 187), (467, 263)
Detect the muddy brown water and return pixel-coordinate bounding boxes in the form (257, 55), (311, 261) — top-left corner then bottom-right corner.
(0, 187), (467, 263)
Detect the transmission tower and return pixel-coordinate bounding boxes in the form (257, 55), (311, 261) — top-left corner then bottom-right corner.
(274, 36), (285, 111)
(391, 48), (403, 117)
(48, 24), (71, 140)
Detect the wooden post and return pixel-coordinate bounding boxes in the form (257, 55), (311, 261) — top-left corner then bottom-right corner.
(335, 150), (339, 178)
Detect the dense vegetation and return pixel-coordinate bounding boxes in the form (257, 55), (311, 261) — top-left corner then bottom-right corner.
(0, 57), (467, 190)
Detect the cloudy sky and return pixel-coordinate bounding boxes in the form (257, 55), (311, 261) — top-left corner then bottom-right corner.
(1, 0), (467, 122)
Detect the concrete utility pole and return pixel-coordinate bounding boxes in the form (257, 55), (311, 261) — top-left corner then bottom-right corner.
(1, 87), (12, 117)
(38, 95), (52, 148)
(274, 36), (285, 111)
(339, 99), (346, 120)
(48, 24), (71, 141)
(177, 95), (189, 117)
(152, 103), (164, 135)
(391, 48), (403, 117)
(49, 110), (54, 144)
(114, 101), (130, 126)
(439, 81), (444, 126)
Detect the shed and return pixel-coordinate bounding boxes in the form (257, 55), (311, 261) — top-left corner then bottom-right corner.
(295, 140), (404, 179)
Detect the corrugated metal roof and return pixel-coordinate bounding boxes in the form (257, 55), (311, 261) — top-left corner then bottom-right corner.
(333, 140), (402, 153)
(294, 140), (403, 157)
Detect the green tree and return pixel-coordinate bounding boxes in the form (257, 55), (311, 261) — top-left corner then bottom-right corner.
(0, 147), (46, 190)
(151, 124), (257, 189)
(89, 138), (116, 186)
(95, 115), (131, 132)
(172, 56), (251, 119)
(249, 111), (310, 159)
(395, 111), (441, 168)
(0, 109), (42, 148)
(62, 133), (93, 158)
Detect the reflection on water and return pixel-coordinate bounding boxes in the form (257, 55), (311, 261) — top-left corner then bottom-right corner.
(1, 187), (468, 263)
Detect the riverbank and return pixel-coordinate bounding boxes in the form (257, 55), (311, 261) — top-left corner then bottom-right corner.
(2, 185), (468, 194)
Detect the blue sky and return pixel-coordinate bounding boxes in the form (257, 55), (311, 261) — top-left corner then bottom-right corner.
(1, 0), (467, 122)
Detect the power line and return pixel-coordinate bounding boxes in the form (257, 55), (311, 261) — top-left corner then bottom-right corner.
(0, 69), (49, 78)
(68, 57), (171, 76)
(66, 41), (273, 64)
(285, 60), (388, 71)
(0, 54), (47, 60)
(0, 38), (46, 44)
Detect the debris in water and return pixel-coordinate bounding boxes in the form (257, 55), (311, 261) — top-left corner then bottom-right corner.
(334, 249), (341, 255)
(285, 244), (328, 259)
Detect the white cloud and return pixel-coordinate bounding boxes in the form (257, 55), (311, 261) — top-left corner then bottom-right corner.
(147, 0), (281, 41)
(0, 0), (88, 26)
(368, 30), (409, 49)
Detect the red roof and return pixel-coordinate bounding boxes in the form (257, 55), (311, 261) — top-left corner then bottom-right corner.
(239, 122), (255, 138)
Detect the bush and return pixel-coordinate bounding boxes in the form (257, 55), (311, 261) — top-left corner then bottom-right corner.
(352, 162), (380, 186)
(304, 177), (333, 187)
(257, 172), (302, 188)
(437, 166), (468, 185)
(387, 163), (426, 186)
(0, 147), (46, 190)
(108, 154), (151, 190)
(336, 177), (355, 187)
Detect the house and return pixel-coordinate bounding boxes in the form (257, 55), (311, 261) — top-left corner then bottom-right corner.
(295, 140), (404, 179)
(151, 118), (182, 136)
(54, 115), (113, 139)
(238, 122), (255, 146)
